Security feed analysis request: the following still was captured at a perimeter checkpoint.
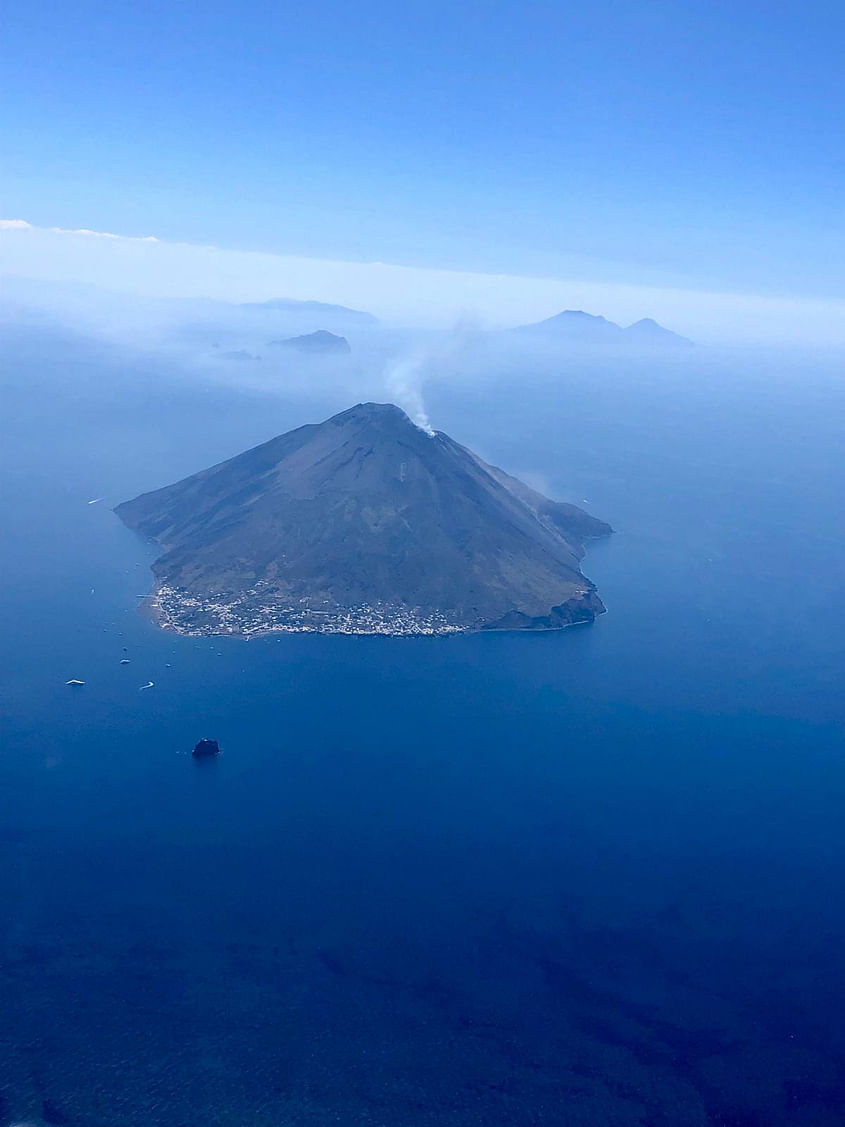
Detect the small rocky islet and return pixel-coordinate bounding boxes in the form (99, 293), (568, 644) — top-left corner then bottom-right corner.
(192, 738), (221, 758)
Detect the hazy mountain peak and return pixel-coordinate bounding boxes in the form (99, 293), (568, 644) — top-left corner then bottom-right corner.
(556, 310), (616, 324)
(515, 309), (623, 338)
(513, 308), (693, 347)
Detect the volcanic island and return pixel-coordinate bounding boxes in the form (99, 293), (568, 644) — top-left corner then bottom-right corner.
(115, 403), (612, 637)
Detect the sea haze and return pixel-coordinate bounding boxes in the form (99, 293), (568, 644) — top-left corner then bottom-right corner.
(1, 327), (845, 1126)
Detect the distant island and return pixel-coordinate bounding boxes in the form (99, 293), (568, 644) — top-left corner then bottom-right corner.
(239, 297), (377, 324)
(115, 403), (611, 637)
(215, 348), (260, 362)
(514, 309), (693, 348)
(268, 329), (351, 354)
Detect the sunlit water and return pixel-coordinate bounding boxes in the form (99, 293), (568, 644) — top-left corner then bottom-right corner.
(1, 329), (845, 1125)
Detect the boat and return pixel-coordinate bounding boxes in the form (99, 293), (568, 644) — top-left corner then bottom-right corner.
(66, 679), (85, 686)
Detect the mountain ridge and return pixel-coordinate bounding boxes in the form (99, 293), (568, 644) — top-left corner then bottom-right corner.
(514, 309), (693, 347)
(240, 298), (377, 324)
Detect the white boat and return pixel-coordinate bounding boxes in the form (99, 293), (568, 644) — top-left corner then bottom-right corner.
(66, 679), (85, 686)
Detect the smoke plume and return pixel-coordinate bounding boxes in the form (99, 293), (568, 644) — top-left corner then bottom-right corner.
(384, 352), (435, 435)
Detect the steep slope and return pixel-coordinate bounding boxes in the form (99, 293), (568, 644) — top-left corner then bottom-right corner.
(622, 318), (693, 347)
(116, 403), (612, 636)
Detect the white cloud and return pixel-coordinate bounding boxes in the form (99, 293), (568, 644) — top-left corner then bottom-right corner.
(46, 224), (159, 241)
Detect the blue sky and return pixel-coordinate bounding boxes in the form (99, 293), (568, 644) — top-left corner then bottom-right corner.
(2, 0), (844, 304)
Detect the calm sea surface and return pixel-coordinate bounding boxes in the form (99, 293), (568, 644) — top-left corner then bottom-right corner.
(2, 331), (845, 1125)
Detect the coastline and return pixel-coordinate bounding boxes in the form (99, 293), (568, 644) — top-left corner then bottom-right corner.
(135, 582), (604, 640)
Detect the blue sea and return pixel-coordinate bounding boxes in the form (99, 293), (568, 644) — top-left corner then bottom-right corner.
(2, 329), (845, 1125)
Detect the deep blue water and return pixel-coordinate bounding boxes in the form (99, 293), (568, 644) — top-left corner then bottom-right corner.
(2, 330), (845, 1125)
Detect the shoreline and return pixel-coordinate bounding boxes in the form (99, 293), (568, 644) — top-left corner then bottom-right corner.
(135, 583), (605, 640)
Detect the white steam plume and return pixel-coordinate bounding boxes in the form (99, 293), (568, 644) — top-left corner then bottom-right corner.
(381, 322), (481, 436)
(384, 352), (435, 435)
